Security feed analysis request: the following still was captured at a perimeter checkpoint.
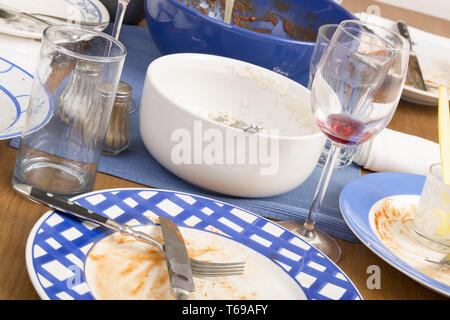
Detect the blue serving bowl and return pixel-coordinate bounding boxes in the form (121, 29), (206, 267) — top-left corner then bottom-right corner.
(144, 0), (355, 86)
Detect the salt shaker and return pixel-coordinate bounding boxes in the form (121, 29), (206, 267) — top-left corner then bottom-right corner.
(59, 61), (103, 127)
(102, 81), (133, 155)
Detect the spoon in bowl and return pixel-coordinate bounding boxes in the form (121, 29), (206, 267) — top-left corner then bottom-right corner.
(210, 113), (263, 133)
(224, 0), (235, 24)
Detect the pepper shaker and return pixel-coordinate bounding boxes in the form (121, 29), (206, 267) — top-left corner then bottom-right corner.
(102, 81), (133, 155)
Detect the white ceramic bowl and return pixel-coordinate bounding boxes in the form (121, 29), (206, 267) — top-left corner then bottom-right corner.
(139, 53), (325, 197)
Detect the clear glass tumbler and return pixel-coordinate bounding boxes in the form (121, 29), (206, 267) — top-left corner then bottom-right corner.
(12, 25), (126, 198)
(413, 163), (450, 253)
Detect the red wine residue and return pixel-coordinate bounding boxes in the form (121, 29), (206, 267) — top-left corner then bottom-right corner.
(317, 114), (372, 145)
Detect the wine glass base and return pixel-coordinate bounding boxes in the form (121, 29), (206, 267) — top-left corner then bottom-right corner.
(276, 221), (342, 263)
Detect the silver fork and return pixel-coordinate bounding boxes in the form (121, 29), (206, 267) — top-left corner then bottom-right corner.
(107, 220), (245, 277)
(14, 184), (245, 277)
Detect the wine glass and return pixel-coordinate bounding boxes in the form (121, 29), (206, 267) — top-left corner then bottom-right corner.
(277, 20), (410, 262)
(310, 24), (358, 169)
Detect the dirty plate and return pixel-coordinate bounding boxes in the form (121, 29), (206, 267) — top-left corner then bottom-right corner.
(0, 0), (109, 39)
(26, 188), (361, 300)
(357, 13), (450, 106)
(0, 56), (51, 140)
(340, 172), (450, 297)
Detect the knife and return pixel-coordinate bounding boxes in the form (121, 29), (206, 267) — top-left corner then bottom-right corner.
(397, 20), (427, 91)
(159, 216), (195, 300)
(13, 184), (165, 251)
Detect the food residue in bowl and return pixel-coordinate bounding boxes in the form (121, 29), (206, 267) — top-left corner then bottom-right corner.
(162, 63), (318, 137)
(209, 111), (240, 127)
(229, 64), (289, 93)
(179, 0), (317, 41)
(213, 65), (318, 136)
(84, 225), (306, 300)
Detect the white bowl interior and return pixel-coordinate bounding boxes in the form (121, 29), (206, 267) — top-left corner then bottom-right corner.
(148, 54), (319, 138)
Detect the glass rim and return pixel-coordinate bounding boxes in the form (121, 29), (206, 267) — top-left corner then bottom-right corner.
(429, 162), (446, 181)
(42, 25), (127, 63)
(335, 20), (408, 57)
(317, 24), (339, 42)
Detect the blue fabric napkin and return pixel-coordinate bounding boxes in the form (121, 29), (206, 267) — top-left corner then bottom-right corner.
(10, 24), (361, 242)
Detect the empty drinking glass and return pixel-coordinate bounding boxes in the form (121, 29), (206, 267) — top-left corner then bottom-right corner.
(12, 25), (126, 198)
(309, 24), (357, 169)
(413, 163), (450, 253)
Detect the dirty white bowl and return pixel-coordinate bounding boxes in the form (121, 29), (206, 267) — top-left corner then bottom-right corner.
(139, 53), (325, 197)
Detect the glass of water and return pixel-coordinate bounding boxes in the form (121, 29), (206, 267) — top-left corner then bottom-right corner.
(413, 163), (450, 253)
(13, 25), (126, 198)
(309, 24), (357, 169)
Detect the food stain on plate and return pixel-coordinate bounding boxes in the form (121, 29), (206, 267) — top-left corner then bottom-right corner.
(84, 225), (306, 300)
(368, 195), (449, 285)
(418, 55), (450, 92)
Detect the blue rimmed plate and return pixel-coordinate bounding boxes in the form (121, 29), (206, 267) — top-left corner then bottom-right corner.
(26, 188), (362, 300)
(340, 172), (450, 297)
(0, 0), (109, 39)
(0, 56), (51, 140)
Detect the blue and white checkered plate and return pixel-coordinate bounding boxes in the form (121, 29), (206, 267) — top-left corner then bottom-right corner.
(26, 188), (362, 300)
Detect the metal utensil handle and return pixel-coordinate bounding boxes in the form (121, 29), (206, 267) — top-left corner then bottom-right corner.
(397, 20), (427, 91)
(31, 13), (106, 27)
(28, 187), (109, 225)
(26, 187), (164, 251)
(17, 11), (51, 26)
(397, 21), (409, 40)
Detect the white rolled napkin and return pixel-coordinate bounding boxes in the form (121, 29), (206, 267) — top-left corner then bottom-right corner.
(353, 128), (441, 176)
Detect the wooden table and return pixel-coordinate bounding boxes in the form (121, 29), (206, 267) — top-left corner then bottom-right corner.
(0, 0), (448, 300)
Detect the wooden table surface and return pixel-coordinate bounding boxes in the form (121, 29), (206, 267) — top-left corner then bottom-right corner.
(0, 0), (448, 300)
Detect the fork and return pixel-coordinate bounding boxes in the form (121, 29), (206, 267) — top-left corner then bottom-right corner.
(107, 219), (245, 277)
(14, 184), (245, 277)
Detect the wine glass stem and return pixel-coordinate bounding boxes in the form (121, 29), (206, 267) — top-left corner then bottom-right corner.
(112, 0), (130, 40)
(302, 141), (341, 238)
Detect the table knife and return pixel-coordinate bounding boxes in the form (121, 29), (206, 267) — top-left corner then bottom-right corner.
(13, 184), (164, 251)
(397, 20), (427, 91)
(159, 216), (195, 300)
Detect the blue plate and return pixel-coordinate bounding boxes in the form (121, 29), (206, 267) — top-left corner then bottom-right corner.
(26, 188), (362, 300)
(340, 172), (450, 297)
(0, 56), (52, 140)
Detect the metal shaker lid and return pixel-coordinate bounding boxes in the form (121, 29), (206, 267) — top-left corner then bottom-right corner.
(116, 81), (133, 98)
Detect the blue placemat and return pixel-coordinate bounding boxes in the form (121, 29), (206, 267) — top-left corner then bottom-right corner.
(10, 24), (361, 242)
